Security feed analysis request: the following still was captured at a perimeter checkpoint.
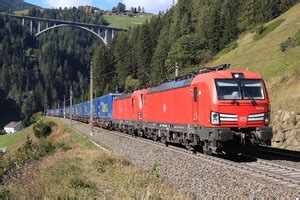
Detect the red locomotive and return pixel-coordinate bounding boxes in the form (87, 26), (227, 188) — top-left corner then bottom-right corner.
(113, 65), (272, 154)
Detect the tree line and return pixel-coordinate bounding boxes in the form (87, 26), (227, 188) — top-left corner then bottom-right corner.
(93, 0), (299, 93)
(0, 6), (106, 122)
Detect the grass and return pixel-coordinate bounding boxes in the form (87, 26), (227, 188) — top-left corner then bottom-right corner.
(104, 14), (153, 28)
(0, 132), (22, 148)
(1, 117), (186, 199)
(253, 19), (285, 41)
(0, 126), (37, 153)
(13, 9), (29, 15)
(211, 3), (300, 112)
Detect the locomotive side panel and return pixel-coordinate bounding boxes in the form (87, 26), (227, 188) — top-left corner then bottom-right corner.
(113, 97), (133, 121)
(146, 87), (193, 125)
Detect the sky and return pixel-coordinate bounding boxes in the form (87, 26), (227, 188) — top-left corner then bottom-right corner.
(25, 0), (176, 14)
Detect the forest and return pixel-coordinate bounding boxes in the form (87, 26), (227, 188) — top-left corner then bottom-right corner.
(94, 0), (300, 92)
(0, 0), (37, 12)
(0, 0), (299, 125)
(0, 6), (106, 126)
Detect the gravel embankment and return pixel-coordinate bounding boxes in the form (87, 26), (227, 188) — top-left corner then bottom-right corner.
(60, 118), (300, 199)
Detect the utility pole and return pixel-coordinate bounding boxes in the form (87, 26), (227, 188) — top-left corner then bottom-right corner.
(63, 95), (66, 119)
(90, 61), (94, 136)
(70, 86), (73, 126)
(175, 62), (179, 77)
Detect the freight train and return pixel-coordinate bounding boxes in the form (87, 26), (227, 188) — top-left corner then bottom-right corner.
(47, 65), (273, 154)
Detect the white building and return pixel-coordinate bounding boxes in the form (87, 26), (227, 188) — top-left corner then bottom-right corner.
(4, 121), (22, 134)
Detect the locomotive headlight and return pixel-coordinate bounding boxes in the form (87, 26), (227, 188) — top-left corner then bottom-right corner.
(211, 112), (220, 125)
(264, 112), (270, 125)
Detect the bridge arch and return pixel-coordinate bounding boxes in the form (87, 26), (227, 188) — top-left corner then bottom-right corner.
(35, 24), (108, 46)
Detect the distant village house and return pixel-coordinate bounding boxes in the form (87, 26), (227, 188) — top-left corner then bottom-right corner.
(4, 121), (22, 134)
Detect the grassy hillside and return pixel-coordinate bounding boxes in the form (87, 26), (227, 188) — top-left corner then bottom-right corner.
(211, 3), (300, 112)
(0, 117), (185, 199)
(0, 132), (22, 149)
(13, 9), (29, 15)
(103, 14), (153, 28)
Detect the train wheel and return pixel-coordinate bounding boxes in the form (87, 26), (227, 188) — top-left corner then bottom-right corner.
(185, 143), (195, 152)
(203, 141), (212, 155)
(160, 137), (168, 146)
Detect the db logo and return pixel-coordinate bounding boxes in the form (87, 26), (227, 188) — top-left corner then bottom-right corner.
(239, 116), (247, 122)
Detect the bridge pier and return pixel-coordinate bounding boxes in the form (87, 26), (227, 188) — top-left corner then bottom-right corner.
(104, 29), (108, 44)
(22, 18), (25, 26)
(38, 21), (41, 33)
(30, 20), (33, 34)
(112, 30), (115, 39)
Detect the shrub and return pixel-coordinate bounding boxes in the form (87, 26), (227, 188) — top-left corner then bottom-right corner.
(254, 19), (284, 41)
(22, 112), (43, 127)
(57, 142), (72, 152)
(280, 37), (297, 52)
(0, 155), (6, 181)
(94, 157), (118, 173)
(280, 31), (300, 52)
(15, 137), (56, 164)
(150, 162), (161, 176)
(0, 188), (12, 199)
(256, 25), (266, 35)
(33, 141), (56, 160)
(33, 120), (55, 138)
(71, 178), (95, 189)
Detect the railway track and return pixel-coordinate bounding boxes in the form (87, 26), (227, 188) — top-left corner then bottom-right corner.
(64, 119), (300, 189)
(257, 145), (300, 159)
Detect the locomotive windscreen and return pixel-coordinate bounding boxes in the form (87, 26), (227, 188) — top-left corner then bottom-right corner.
(216, 79), (264, 100)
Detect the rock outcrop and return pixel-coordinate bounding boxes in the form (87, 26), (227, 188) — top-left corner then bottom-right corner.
(272, 110), (300, 151)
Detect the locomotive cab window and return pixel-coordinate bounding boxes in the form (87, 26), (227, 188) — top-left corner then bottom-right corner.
(216, 80), (241, 100)
(215, 79), (265, 100)
(240, 80), (264, 100)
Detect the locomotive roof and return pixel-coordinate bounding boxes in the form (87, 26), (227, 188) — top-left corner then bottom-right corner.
(148, 78), (193, 94)
(194, 70), (262, 80)
(114, 93), (132, 100)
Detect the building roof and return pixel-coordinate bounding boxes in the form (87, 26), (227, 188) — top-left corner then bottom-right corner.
(4, 121), (21, 129)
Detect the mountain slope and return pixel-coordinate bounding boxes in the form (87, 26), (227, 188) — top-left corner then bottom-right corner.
(0, 0), (38, 12)
(212, 3), (300, 112)
(103, 14), (153, 28)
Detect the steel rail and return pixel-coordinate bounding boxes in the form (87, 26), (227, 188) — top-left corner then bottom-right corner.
(257, 146), (300, 159)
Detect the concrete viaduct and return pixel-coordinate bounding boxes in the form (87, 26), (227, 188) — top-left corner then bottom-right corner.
(0, 13), (127, 45)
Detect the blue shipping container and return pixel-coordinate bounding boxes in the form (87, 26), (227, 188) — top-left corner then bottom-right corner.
(83, 101), (90, 117)
(94, 93), (120, 122)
